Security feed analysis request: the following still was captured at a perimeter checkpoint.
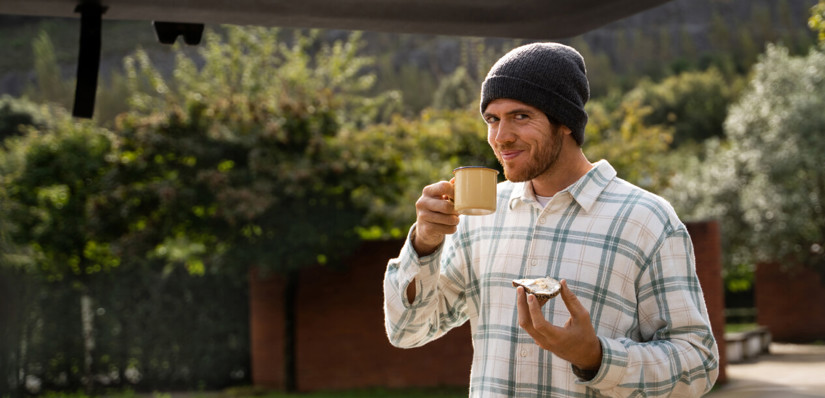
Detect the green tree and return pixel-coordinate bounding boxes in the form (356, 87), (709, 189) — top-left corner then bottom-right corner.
(107, 27), (405, 271)
(710, 10), (732, 54)
(0, 96), (49, 141)
(432, 66), (477, 110)
(94, 27), (408, 391)
(353, 107), (500, 234)
(737, 25), (760, 69)
(570, 37), (617, 98)
(679, 27), (697, 62)
(750, 4), (776, 46)
(583, 99), (674, 193)
(727, 45), (825, 274)
(622, 67), (743, 147)
(1, 109), (118, 393)
(26, 32), (73, 109)
(668, 44), (825, 283)
(0, 96), (50, 396)
(664, 139), (754, 291)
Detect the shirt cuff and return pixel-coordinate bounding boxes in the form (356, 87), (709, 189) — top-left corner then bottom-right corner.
(576, 336), (629, 389)
(397, 224), (443, 307)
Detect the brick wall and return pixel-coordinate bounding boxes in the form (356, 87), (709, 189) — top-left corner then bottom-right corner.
(251, 220), (727, 391)
(685, 220), (727, 384)
(249, 240), (473, 392)
(756, 262), (825, 342)
(249, 269), (287, 389)
(293, 240), (472, 392)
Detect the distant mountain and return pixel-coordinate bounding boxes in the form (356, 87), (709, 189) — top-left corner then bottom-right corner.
(0, 0), (819, 98)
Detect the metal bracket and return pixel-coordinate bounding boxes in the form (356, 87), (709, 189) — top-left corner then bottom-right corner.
(152, 22), (205, 45)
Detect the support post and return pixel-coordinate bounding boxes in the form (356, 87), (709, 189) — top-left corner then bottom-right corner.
(72, 3), (106, 118)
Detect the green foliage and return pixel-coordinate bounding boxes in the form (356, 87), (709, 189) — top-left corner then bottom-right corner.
(376, 59), (438, 115)
(811, 0), (825, 45)
(583, 99), (674, 193)
(353, 107), (499, 232)
(622, 67), (743, 147)
(26, 31), (74, 110)
(100, 27), (406, 273)
(0, 95), (49, 140)
(2, 110), (118, 282)
(569, 38), (616, 98)
(664, 139), (756, 289)
(1, 263), (249, 395)
(726, 44), (825, 272)
(668, 44), (825, 279)
(432, 67), (477, 110)
(19, 28), (146, 128)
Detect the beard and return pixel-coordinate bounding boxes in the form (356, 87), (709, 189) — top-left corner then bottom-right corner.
(495, 124), (564, 182)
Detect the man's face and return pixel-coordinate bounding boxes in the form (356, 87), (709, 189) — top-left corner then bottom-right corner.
(483, 98), (564, 182)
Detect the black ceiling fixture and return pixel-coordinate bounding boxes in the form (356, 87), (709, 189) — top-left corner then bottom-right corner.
(153, 21), (205, 45)
(71, 5), (204, 118)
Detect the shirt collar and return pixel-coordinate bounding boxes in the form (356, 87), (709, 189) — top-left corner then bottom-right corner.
(508, 160), (617, 213)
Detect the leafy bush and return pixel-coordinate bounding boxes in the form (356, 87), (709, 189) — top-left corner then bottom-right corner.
(583, 98), (674, 194)
(667, 44), (825, 282)
(0, 95), (49, 140)
(622, 67), (743, 147)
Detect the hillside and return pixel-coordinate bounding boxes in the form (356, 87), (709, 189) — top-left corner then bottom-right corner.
(0, 0), (819, 101)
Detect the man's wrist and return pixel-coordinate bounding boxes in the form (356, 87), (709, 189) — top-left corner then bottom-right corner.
(572, 338), (602, 381)
(572, 364), (599, 381)
(410, 226), (439, 257)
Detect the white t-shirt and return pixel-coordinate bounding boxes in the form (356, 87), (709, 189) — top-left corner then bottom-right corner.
(536, 194), (553, 207)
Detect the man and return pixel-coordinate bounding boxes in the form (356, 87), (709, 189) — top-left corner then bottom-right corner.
(383, 42), (718, 397)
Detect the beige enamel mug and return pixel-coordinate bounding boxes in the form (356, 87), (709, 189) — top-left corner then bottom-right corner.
(452, 166), (499, 215)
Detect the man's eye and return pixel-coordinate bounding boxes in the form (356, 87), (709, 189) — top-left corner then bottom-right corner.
(485, 116), (499, 124)
(515, 113), (529, 120)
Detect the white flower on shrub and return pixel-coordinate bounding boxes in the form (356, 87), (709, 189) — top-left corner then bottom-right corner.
(25, 375), (42, 394)
(125, 366), (142, 384)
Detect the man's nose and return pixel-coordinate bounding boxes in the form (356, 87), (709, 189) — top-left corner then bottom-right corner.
(494, 120), (517, 144)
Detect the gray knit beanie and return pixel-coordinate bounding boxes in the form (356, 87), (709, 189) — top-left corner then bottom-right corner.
(480, 42), (590, 146)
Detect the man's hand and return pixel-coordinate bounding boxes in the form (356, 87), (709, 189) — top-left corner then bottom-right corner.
(412, 179), (459, 256)
(516, 279), (602, 372)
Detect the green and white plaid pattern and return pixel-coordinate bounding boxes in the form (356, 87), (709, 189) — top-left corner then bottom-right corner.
(384, 160), (719, 397)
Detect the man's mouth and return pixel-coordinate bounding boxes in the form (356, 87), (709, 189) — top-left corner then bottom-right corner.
(499, 149), (523, 161)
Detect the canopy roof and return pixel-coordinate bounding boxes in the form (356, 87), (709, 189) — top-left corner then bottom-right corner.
(0, 0), (672, 39)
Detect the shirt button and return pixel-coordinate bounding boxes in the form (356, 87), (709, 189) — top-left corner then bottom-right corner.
(539, 217), (547, 224)
(520, 349), (528, 357)
(530, 259), (537, 267)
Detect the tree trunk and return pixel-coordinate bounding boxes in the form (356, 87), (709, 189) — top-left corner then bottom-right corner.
(80, 293), (95, 394)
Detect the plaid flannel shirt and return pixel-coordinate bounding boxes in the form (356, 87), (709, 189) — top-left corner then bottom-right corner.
(384, 160), (719, 397)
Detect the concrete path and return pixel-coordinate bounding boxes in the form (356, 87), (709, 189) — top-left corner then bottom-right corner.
(706, 343), (825, 398)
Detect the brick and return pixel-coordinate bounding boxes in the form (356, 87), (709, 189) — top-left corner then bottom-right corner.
(756, 262), (825, 342)
(686, 220), (727, 384)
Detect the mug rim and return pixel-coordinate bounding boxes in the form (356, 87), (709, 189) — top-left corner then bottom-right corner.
(453, 166), (500, 175)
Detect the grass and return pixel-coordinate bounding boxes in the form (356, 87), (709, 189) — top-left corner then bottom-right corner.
(260, 389), (466, 397)
(725, 322), (759, 333)
(64, 386), (469, 398)
(224, 386), (468, 398)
